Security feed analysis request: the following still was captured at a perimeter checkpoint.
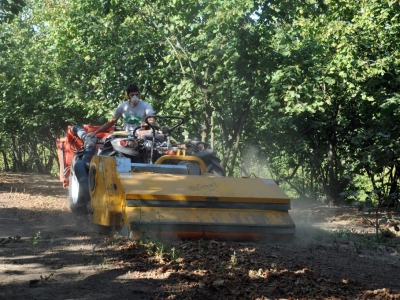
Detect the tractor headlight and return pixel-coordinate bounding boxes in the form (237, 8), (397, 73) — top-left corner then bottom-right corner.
(126, 140), (136, 148)
(119, 139), (137, 148)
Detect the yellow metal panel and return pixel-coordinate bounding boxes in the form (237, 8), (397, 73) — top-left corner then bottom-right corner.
(155, 155), (207, 172)
(89, 156), (296, 240)
(119, 173), (289, 203)
(125, 207), (293, 226)
(90, 156), (125, 226)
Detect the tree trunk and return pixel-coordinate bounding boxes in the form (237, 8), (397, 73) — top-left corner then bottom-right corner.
(227, 101), (251, 176)
(1, 149), (10, 171)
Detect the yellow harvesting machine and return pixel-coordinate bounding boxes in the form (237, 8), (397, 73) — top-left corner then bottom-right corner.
(58, 115), (296, 241)
(88, 156), (295, 241)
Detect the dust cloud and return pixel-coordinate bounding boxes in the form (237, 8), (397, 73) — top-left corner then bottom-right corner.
(239, 146), (337, 245)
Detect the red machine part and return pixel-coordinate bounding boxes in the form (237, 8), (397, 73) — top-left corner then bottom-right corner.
(56, 125), (114, 188)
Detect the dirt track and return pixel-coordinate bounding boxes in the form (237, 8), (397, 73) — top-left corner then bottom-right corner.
(1, 172), (400, 299)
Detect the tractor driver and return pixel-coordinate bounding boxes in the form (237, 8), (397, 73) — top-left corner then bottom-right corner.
(76, 84), (155, 213)
(87, 83), (155, 138)
(83, 84), (155, 164)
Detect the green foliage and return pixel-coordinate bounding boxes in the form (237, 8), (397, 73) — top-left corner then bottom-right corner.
(248, 0), (400, 204)
(0, 0), (26, 24)
(32, 231), (41, 254)
(0, 0), (400, 205)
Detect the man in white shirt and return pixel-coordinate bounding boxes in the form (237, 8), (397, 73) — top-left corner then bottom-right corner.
(87, 84), (155, 137)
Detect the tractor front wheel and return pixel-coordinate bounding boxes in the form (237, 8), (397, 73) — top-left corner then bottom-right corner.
(68, 173), (87, 214)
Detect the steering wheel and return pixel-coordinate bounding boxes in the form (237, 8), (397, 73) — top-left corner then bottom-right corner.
(131, 126), (142, 137)
(145, 115), (185, 138)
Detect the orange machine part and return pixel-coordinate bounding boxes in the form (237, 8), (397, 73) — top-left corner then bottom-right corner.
(57, 125), (114, 188)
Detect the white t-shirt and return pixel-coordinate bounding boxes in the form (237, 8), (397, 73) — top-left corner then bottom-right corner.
(113, 100), (155, 132)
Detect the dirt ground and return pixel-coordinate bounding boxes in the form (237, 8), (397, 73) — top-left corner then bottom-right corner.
(0, 172), (400, 300)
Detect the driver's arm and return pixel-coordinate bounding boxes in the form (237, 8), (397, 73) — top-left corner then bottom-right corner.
(87, 116), (118, 138)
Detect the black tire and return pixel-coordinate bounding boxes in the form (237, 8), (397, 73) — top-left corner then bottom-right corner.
(205, 154), (225, 176)
(177, 161), (202, 175)
(194, 149), (225, 176)
(206, 163), (225, 176)
(68, 172), (87, 214)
